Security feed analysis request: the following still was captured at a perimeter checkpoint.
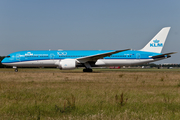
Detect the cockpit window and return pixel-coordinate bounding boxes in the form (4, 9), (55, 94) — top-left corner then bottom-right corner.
(6, 56), (10, 58)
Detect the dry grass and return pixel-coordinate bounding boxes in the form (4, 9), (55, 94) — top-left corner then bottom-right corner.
(0, 68), (180, 119)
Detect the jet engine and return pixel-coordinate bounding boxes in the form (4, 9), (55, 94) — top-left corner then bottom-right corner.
(58, 59), (77, 70)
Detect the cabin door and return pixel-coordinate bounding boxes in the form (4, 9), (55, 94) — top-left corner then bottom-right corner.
(16, 54), (21, 61)
(136, 53), (141, 59)
(50, 54), (55, 60)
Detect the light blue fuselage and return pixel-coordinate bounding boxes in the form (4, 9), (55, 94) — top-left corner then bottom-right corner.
(1, 50), (163, 67)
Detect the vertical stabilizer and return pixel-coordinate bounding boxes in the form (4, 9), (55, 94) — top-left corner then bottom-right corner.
(140, 27), (171, 53)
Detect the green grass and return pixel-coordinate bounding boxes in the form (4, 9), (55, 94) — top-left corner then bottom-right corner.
(0, 68), (180, 119)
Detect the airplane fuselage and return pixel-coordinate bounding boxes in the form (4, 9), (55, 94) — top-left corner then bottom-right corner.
(1, 50), (165, 67)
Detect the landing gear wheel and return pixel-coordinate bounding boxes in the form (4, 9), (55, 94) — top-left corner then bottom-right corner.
(83, 69), (93, 72)
(15, 69), (18, 72)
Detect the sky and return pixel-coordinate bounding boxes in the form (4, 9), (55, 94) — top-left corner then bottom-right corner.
(0, 0), (180, 64)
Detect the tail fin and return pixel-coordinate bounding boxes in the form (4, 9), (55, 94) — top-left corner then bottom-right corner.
(140, 27), (171, 53)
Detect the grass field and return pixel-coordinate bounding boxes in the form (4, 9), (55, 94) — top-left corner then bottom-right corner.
(0, 68), (180, 120)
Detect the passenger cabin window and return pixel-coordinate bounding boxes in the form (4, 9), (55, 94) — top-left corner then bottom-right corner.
(6, 56), (10, 58)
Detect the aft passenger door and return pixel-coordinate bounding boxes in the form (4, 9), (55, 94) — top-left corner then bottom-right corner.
(136, 53), (141, 59)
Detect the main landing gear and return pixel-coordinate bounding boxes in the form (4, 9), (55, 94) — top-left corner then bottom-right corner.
(83, 68), (93, 72)
(83, 62), (93, 72)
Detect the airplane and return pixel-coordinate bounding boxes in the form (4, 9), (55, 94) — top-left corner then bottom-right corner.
(1, 27), (176, 72)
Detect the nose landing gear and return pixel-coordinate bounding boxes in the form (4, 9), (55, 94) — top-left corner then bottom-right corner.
(13, 66), (18, 72)
(15, 68), (18, 72)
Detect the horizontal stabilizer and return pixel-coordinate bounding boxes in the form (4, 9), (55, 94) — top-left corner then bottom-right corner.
(151, 52), (177, 59)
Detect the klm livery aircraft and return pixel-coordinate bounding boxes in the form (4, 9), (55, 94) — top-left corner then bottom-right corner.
(1, 27), (176, 72)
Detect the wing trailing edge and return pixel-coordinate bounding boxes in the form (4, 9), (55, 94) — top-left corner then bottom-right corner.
(77, 49), (131, 63)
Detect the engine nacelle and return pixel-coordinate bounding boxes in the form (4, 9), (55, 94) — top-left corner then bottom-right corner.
(59, 59), (77, 70)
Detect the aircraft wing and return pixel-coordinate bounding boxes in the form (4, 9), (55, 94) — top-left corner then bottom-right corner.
(77, 49), (130, 63)
(151, 52), (177, 59)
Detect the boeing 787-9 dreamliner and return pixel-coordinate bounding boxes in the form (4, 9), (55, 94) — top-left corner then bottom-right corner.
(1, 27), (176, 72)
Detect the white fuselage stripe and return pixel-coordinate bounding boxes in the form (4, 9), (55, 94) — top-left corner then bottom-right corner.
(3, 59), (156, 67)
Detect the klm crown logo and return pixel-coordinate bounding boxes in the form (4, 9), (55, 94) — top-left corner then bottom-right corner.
(153, 39), (159, 43)
(25, 52), (33, 56)
(150, 39), (163, 47)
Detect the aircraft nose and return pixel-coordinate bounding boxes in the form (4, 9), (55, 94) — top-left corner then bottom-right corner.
(1, 58), (6, 65)
(1, 59), (5, 64)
